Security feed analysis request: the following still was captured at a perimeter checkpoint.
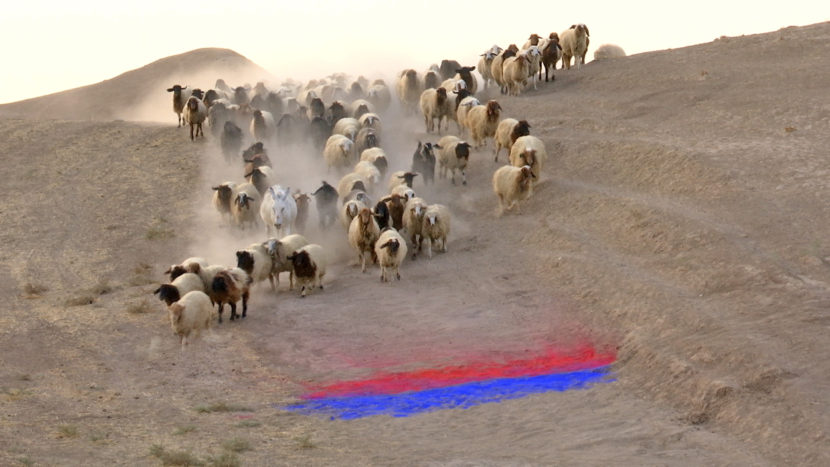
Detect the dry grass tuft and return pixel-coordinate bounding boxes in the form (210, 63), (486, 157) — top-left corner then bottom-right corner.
(295, 434), (316, 450)
(206, 452), (240, 467)
(149, 444), (204, 466)
(221, 438), (251, 453)
(21, 282), (48, 298)
(173, 425), (197, 436)
(127, 299), (156, 314)
(56, 424), (79, 439)
(194, 402), (254, 414)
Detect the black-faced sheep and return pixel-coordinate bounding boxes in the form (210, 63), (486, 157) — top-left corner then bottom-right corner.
(168, 291), (213, 351)
(220, 121), (243, 163)
(164, 257), (208, 282)
(375, 228), (408, 282)
(327, 101), (348, 126)
(436, 136), (471, 186)
(286, 244), (327, 297)
(210, 268), (252, 323)
(312, 181), (339, 229)
(439, 59), (462, 80)
(494, 119), (531, 162)
(493, 164), (535, 215)
(453, 66), (478, 94)
(361, 147), (389, 176)
(293, 192), (311, 234)
(245, 166), (274, 198)
(509, 135), (547, 181)
(166, 84), (190, 127)
(264, 234), (309, 291)
(154, 272), (205, 307)
(236, 243), (274, 291)
(308, 116), (332, 151)
(374, 200), (390, 230)
(387, 171), (419, 193)
(250, 109), (276, 142)
(348, 207), (380, 272)
(211, 182), (236, 224)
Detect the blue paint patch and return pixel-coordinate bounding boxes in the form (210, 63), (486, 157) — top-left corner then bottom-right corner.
(282, 366), (614, 420)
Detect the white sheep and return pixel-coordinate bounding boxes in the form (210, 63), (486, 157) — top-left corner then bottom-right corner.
(168, 290), (213, 351)
(337, 172), (369, 199)
(354, 161), (382, 192)
(456, 96), (481, 137)
(490, 45), (519, 94)
(264, 234), (309, 290)
(358, 112), (383, 134)
(349, 98), (375, 118)
(477, 47), (501, 90)
(154, 272), (205, 307)
(286, 243), (327, 297)
(235, 242), (274, 291)
(332, 117), (360, 141)
(366, 80), (392, 112)
(341, 198), (367, 229)
(593, 43), (626, 61)
(522, 46), (543, 91)
(492, 164), (535, 215)
(323, 134), (357, 171)
(231, 182), (260, 230)
(436, 135), (472, 186)
(388, 170), (420, 193)
(348, 207), (380, 272)
(509, 135), (547, 181)
(420, 204), (451, 259)
(402, 196), (428, 257)
(464, 100), (502, 149)
(494, 119), (531, 162)
(183, 95), (207, 141)
(560, 23), (590, 69)
(503, 54), (531, 96)
(375, 228), (408, 282)
(249, 109), (276, 142)
(390, 184), (416, 202)
(396, 69), (422, 114)
(419, 87), (451, 134)
(211, 182), (236, 225)
(260, 185), (298, 237)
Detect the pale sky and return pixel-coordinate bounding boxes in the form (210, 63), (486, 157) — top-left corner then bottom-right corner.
(0, 0), (827, 104)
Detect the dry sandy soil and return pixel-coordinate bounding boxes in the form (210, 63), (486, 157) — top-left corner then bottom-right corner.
(0, 23), (828, 466)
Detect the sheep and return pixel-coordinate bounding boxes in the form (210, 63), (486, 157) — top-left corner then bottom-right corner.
(523, 46), (543, 91)
(453, 66), (478, 94)
(348, 207), (380, 272)
(183, 95), (207, 141)
(211, 182), (236, 224)
(308, 97), (326, 119)
(249, 109), (276, 142)
(493, 164), (535, 215)
(561, 24), (590, 69)
(220, 121), (243, 163)
(411, 142), (437, 186)
(390, 184), (416, 203)
(523, 33), (543, 50)
(464, 100), (502, 149)
(231, 182), (260, 230)
(436, 136), (472, 185)
(312, 181), (339, 228)
(503, 54), (531, 96)
(154, 272), (205, 306)
(341, 197), (368, 229)
(366, 80), (391, 112)
(420, 204), (451, 259)
(168, 291), (213, 351)
(337, 172), (369, 199)
(350, 99), (374, 119)
(423, 69), (441, 90)
(494, 119), (530, 162)
(263, 234), (309, 290)
(360, 147), (389, 176)
(260, 185), (298, 237)
(387, 171), (419, 192)
(358, 112), (382, 134)
(166, 84), (190, 127)
(327, 100), (348, 126)
(286, 244), (326, 297)
(438, 59), (462, 80)
(456, 95), (481, 137)
(419, 87), (450, 134)
(210, 268), (252, 323)
(236, 243), (275, 291)
(355, 127), (380, 154)
(593, 43), (626, 61)
(332, 117), (360, 141)
(232, 86), (250, 106)
(445, 88), (471, 133)
(509, 135), (547, 181)
(491, 45), (519, 94)
(293, 192), (311, 233)
(308, 116), (331, 150)
(375, 228), (408, 282)
(164, 257), (209, 281)
(374, 200), (391, 230)
(245, 165), (274, 197)
(382, 193), (407, 230)
(323, 134), (357, 171)
(354, 160), (382, 192)
(477, 47), (501, 90)
(541, 33), (562, 82)
(402, 196), (428, 257)
(396, 69), (421, 114)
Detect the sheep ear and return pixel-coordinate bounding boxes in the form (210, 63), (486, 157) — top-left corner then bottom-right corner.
(584, 26), (590, 36)
(211, 186), (220, 190)
(153, 287), (161, 295)
(167, 88), (174, 92)
(163, 266), (172, 274)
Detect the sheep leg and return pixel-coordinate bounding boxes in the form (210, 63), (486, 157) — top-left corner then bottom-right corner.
(360, 253), (366, 273)
(461, 169), (467, 186)
(268, 273), (276, 291)
(217, 303), (224, 323)
(241, 292), (248, 318)
(289, 271), (295, 290)
(229, 302), (237, 321)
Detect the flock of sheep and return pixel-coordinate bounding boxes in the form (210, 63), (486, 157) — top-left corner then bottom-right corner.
(156, 23), (614, 349)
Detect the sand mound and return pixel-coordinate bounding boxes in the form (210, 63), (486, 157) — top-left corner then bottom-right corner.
(0, 48), (272, 122)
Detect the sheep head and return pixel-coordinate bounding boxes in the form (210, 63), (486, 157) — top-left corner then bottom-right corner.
(486, 100), (501, 119)
(379, 239), (400, 254)
(236, 250), (255, 275)
(455, 142), (471, 160)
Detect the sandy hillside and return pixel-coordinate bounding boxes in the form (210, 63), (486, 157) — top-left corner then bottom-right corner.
(0, 22), (828, 466)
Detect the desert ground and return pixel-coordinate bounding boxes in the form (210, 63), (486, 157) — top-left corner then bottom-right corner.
(0, 23), (828, 466)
